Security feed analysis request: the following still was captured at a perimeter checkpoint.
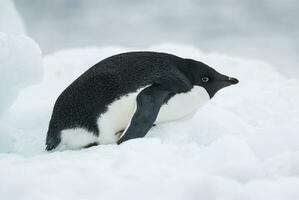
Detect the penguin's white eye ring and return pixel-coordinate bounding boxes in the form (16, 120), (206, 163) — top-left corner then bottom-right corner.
(201, 77), (209, 83)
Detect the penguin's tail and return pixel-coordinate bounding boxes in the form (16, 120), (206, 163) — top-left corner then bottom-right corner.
(45, 131), (61, 151)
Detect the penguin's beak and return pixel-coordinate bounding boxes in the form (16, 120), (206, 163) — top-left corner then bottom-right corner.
(225, 77), (239, 85)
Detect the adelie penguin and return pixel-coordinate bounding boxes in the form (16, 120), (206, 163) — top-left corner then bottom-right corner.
(45, 51), (239, 151)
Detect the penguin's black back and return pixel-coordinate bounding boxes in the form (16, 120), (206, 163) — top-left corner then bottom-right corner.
(48, 52), (192, 135)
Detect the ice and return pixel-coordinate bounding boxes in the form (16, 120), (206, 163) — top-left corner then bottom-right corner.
(0, 44), (298, 199)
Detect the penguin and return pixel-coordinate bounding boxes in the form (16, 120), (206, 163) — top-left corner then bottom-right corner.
(45, 51), (239, 151)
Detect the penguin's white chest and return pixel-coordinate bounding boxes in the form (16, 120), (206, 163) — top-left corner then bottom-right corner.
(156, 86), (210, 123)
(97, 86), (210, 144)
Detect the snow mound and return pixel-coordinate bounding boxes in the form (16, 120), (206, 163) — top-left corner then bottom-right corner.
(0, 121), (14, 152)
(0, 32), (42, 153)
(0, 0), (32, 152)
(1, 44), (299, 199)
(0, 0), (26, 35)
(0, 33), (42, 114)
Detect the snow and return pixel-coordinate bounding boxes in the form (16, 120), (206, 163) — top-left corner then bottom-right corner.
(0, 32), (42, 153)
(0, 33), (42, 114)
(0, 0), (26, 35)
(0, 43), (298, 199)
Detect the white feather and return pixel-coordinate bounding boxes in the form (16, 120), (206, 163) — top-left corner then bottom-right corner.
(58, 128), (98, 150)
(156, 86), (210, 123)
(96, 87), (146, 144)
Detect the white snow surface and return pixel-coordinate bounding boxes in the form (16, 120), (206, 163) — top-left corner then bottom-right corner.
(0, 33), (42, 114)
(0, 0), (26, 35)
(0, 32), (42, 153)
(0, 44), (299, 200)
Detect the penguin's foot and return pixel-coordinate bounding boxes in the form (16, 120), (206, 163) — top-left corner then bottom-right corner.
(83, 142), (99, 149)
(45, 143), (56, 151)
(45, 137), (60, 151)
(115, 129), (125, 139)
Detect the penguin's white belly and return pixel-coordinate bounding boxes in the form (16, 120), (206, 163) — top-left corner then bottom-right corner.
(97, 85), (210, 144)
(97, 87), (143, 144)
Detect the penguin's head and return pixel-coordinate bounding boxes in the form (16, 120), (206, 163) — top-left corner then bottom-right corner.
(185, 59), (239, 98)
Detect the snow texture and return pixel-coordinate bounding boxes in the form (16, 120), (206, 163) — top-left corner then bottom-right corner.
(0, 32), (42, 153)
(0, 43), (298, 200)
(0, 33), (43, 114)
(0, 0), (42, 153)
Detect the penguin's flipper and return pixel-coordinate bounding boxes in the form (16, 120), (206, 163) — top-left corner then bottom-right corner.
(117, 84), (171, 144)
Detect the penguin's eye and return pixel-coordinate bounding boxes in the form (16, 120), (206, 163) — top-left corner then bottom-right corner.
(201, 77), (209, 83)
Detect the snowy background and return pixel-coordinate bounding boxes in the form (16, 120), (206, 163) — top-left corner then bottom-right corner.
(1, 0), (299, 199)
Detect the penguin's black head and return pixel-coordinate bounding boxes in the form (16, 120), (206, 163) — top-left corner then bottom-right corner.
(184, 59), (239, 98)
